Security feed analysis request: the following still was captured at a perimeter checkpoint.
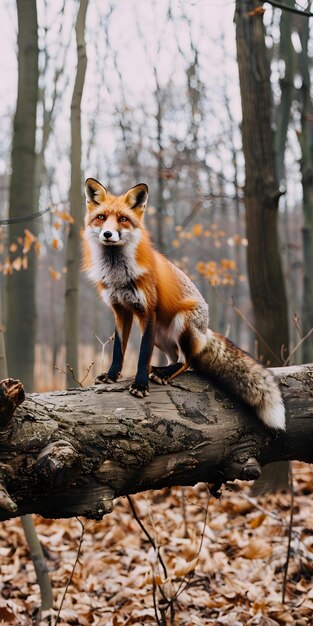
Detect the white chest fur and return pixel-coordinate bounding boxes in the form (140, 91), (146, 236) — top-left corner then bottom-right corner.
(86, 230), (148, 311)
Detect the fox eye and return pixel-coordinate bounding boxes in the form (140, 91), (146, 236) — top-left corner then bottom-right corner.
(119, 216), (128, 223)
(97, 214), (105, 221)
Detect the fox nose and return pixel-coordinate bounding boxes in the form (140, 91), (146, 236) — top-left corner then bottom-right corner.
(102, 230), (112, 239)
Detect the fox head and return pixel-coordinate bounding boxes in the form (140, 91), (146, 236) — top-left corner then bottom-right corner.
(84, 178), (148, 247)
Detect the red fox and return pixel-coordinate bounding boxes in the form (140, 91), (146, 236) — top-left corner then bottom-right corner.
(83, 178), (285, 430)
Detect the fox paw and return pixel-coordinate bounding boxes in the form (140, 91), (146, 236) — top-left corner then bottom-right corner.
(129, 383), (149, 398)
(94, 373), (117, 385)
(149, 370), (169, 385)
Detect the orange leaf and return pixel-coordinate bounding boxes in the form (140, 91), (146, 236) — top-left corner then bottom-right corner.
(49, 267), (61, 281)
(24, 228), (37, 241)
(11, 257), (22, 271)
(192, 224), (203, 237)
(3, 258), (12, 275)
(23, 229), (37, 253)
(196, 261), (206, 273)
(246, 6), (265, 17)
(59, 211), (74, 224)
(52, 238), (59, 250)
(34, 241), (42, 256)
(249, 513), (267, 529)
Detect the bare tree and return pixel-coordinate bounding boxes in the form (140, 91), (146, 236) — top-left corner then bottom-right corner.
(65, 0), (89, 384)
(6, 0), (39, 391)
(235, 1), (289, 366)
(235, 1), (291, 492)
(296, 11), (313, 361)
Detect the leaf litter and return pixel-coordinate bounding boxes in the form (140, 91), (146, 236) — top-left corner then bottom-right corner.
(0, 461), (312, 625)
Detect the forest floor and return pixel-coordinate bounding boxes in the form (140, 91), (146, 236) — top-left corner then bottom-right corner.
(0, 461), (312, 626)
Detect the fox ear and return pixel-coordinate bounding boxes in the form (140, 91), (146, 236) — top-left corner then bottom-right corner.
(124, 183), (148, 214)
(85, 178), (107, 205)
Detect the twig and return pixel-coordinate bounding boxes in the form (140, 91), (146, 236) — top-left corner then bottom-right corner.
(152, 575), (163, 626)
(54, 361), (95, 388)
(79, 361), (95, 386)
(282, 465), (295, 604)
(54, 518), (85, 625)
(93, 332), (115, 370)
(181, 487), (189, 538)
(283, 326), (313, 366)
(258, 0), (313, 17)
(240, 492), (285, 523)
(292, 313), (303, 340)
(126, 495), (168, 581)
(220, 293), (283, 364)
(170, 489), (210, 604)
(21, 515), (53, 619)
(0, 206), (51, 225)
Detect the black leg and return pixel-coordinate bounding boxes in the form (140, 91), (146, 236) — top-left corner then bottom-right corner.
(150, 362), (185, 384)
(107, 329), (123, 380)
(129, 314), (156, 398)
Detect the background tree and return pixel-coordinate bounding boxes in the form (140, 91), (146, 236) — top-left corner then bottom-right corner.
(6, 0), (39, 391)
(235, 1), (291, 492)
(65, 0), (89, 384)
(235, 1), (289, 366)
(296, 12), (313, 362)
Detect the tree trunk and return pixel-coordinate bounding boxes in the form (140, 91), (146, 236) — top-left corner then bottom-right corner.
(296, 13), (313, 362)
(65, 0), (88, 384)
(274, 1), (295, 187)
(6, 1), (39, 391)
(0, 365), (312, 522)
(235, 1), (289, 366)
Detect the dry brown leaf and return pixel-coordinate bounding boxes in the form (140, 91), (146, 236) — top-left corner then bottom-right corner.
(249, 513), (267, 528)
(174, 555), (198, 577)
(257, 614), (280, 625)
(241, 538), (272, 559)
(0, 465), (312, 625)
(0, 603), (17, 624)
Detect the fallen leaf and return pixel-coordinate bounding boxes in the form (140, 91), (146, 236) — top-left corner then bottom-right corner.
(241, 539), (272, 559)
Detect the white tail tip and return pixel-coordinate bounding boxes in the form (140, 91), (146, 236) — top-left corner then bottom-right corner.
(258, 397), (286, 430)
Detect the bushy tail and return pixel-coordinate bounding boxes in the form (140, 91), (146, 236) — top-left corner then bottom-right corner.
(191, 330), (285, 430)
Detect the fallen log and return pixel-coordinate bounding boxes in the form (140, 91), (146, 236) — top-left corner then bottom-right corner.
(0, 364), (312, 521)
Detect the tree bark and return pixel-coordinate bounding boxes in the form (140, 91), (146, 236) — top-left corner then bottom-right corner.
(235, 1), (289, 366)
(0, 365), (312, 522)
(6, 0), (39, 391)
(274, 0), (295, 187)
(296, 13), (313, 362)
(65, 0), (88, 384)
